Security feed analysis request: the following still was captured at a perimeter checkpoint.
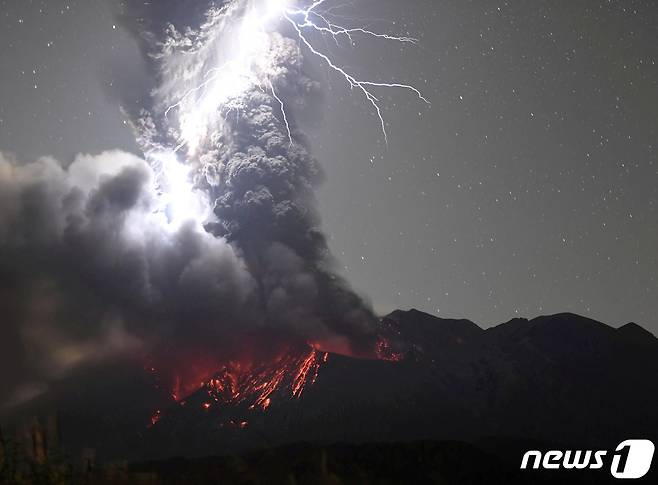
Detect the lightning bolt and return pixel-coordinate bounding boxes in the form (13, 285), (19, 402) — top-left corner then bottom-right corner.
(165, 0), (430, 149)
(284, 2), (429, 145)
(290, 1), (418, 46)
(285, 0), (430, 146)
(164, 62), (234, 119)
(268, 79), (294, 147)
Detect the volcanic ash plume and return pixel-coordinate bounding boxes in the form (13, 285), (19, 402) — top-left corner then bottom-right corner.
(135, 1), (382, 355)
(1, 0), (387, 409)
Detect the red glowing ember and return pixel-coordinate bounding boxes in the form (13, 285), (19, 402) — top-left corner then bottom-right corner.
(146, 331), (403, 429)
(203, 347), (326, 410)
(149, 409), (162, 427)
(376, 338), (405, 362)
(146, 343), (329, 428)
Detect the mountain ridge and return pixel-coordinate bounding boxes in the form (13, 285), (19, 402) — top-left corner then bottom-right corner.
(388, 308), (655, 337)
(132, 310), (658, 459)
(7, 310), (657, 462)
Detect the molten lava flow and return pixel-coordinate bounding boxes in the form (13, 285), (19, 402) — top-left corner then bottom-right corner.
(203, 346), (326, 410)
(147, 343), (328, 427)
(291, 348), (323, 398)
(146, 330), (406, 428)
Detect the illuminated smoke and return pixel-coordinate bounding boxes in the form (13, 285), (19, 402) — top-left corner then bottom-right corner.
(127, 0), (428, 352)
(0, 151), (255, 406)
(0, 0), (425, 408)
(124, 0), (429, 355)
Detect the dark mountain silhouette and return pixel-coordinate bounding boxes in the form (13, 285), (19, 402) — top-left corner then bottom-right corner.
(4, 310), (656, 483)
(136, 310), (657, 461)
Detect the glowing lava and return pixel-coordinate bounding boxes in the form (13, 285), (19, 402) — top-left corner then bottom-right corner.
(148, 344), (328, 427)
(375, 338), (404, 362)
(204, 346), (325, 410)
(145, 332), (410, 430)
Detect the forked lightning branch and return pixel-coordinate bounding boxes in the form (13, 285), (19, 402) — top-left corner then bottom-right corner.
(165, 0), (430, 153)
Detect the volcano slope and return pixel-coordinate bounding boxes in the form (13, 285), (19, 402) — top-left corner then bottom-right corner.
(137, 310), (657, 459)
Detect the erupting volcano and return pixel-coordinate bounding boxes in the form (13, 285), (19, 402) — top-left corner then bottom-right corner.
(0, 0), (424, 452)
(111, 0), (425, 429)
(2, 1), (657, 482)
(146, 328), (405, 430)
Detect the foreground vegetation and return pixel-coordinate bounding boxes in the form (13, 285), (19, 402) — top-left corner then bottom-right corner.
(1, 420), (633, 484)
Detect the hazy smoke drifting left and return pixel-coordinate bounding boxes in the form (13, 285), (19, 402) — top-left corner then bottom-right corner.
(0, 151), (256, 406)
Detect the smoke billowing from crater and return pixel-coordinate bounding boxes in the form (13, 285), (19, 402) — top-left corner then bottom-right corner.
(0, 0), (380, 409)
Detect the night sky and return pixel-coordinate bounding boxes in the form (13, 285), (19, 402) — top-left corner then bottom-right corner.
(1, 0), (656, 332)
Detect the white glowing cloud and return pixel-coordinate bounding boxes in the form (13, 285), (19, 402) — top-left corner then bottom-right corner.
(148, 150), (214, 230)
(162, 0), (292, 156)
(160, 0), (428, 156)
(147, 0), (429, 230)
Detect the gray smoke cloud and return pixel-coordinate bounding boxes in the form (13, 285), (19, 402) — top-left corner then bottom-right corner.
(0, 151), (255, 406)
(127, 0), (379, 350)
(0, 0), (379, 409)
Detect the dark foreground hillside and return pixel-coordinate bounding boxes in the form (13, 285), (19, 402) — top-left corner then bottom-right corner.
(140, 311), (658, 459)
(4, 439), (654, 484)
(2, 311), (656, 482)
